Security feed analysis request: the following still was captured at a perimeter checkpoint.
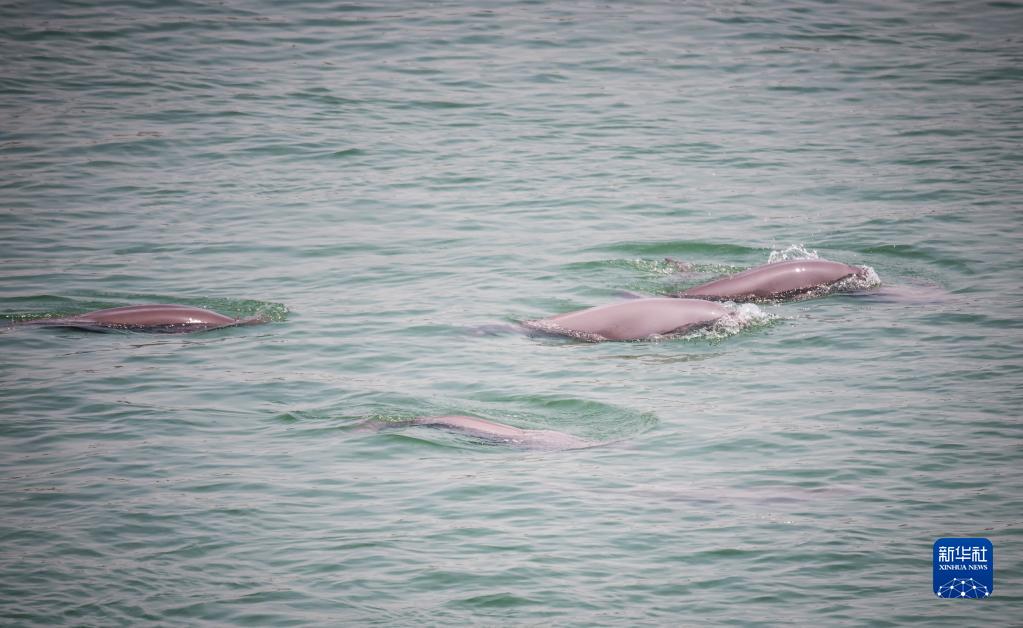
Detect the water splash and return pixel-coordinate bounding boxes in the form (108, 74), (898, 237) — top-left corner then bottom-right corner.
(768, 244), (820, 263)
(686, 302), (777, 341)
(835, 265), (882, 292)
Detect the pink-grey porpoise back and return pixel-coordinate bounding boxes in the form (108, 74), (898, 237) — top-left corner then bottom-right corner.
(524, 297), (728, 341)
(29, 304), (265, 333)
(678, 259), (865, 302)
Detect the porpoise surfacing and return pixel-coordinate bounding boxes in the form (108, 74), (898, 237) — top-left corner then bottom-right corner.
(676, 259), (866, 302)
(26, 304), (266, 333)
(523, 297), (728, 341)
(367, 415), (596, 451)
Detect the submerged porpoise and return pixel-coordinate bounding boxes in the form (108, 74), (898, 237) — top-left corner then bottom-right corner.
(523, 297), (728, 341)
(676, 259), (866, 302)
(367, 415), (596, 450)
(25, 304), (267, 333)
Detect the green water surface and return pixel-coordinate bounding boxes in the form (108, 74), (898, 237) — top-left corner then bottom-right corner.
(1, 0), (1021, 624)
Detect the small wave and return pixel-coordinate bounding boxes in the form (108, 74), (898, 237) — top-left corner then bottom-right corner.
(647, 258), (744, 276)
(593, 257), (742, 276)
(622, 258), (684, 276)
(586, 240), (758, 258)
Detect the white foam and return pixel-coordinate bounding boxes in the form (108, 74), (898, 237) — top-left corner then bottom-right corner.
(768, 244), (819, 263)
(661, 302), (776, 342)
(708, 302), (776, 338)
(836, 265), (882, 291)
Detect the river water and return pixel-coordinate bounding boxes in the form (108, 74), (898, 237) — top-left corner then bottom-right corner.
(1, 0), (1021, 624)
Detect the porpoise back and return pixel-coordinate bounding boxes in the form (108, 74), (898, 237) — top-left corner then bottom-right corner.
(524, 297), (728, 341)
(366, 415), (595, 450)
(678, 259), (864, 302)
(28, 304), (264, 333)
